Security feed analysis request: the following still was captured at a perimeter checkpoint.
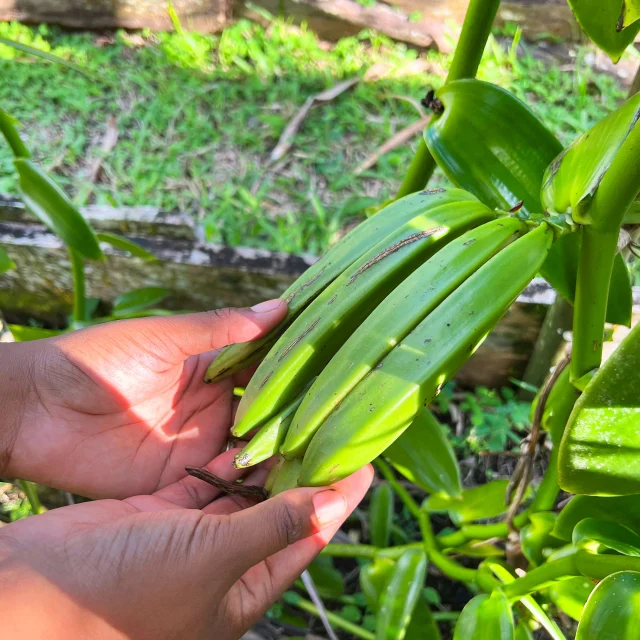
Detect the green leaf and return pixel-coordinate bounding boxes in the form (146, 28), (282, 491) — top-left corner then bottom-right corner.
(426, 79), (562, 216)
(424, 78), (629, 324)
(8, 325), (65, 342)
(405, 602), (442, 640)
(554, 495), (640, 541)
(558, 322), (640, 496)
(307, 556), (344, 599)
(369, 484), (394, 548)
(0, 109), (30, 158)
(0, 36), (99, 79)
(97, 233), (157, 261)
(14, 159), (103, 260)
(567, 1), (640, 62)
(424, 480), (512, 526)
(384, 407), (462, 499)
(453, 591), (514, 640)
(620, 0), (640, 29)
(0, 247), (15, 273)
(541, 92), (640, 230)
(576, 571), (640, 639)
(515, 621), (534, 640)
(376, 550), (427, 640)
(548, 576), (594, 622)
(573, 518), (640, 557)
(113, 287), (169, 315)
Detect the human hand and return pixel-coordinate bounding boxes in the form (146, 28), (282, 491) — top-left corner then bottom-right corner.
(0, 459), (373, 640)
(1, 300), (287, 498)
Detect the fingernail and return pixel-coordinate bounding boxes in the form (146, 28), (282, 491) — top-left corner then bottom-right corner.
(313, 490), (347, 527)
(250, 299), (283, 313)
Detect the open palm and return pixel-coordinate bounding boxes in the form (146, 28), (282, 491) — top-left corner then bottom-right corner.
(7, 301), (287, 499)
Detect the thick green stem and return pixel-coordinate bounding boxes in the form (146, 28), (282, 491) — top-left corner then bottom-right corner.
(501, 555), (579, 601)
(394, 0), (502, 199)
(321, 542), (423, 560)
(437, 511), (530, 548)
(575, 549), (640, 580)
(286, 593), (374, 640)
(375, 459), (477, 582)
(70, 248), (87, 325)
(571, 227), (618, 381)
(18, 479), (43, 515)
(530, 446), (560, 513)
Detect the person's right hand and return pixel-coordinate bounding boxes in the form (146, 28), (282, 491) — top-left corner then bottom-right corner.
(0, 454), (373, 640)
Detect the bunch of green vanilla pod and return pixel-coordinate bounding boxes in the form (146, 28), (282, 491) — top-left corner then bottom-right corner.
(207, 188), (556, 493)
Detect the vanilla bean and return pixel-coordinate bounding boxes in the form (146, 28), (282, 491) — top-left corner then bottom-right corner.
(185, 466), (268, 502)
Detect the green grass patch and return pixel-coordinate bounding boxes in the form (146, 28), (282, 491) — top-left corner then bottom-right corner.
(0, 19), (630, 254)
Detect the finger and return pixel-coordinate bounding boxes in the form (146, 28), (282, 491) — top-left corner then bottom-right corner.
(153, 448), (247, 509)
(219, 465), (374, 581)
(227, 466), (373, 623)
(64, 300), (288, 368)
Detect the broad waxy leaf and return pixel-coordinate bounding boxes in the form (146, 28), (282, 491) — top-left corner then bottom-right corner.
(384, 407), (462, 499)
(113, 287), (169, 315)
(424, 479), (513, 526)
(576, 571), (640, 639)
(554, 495), (640, 541)
(424, 79), (629, 324)
(548, 576), (594, 621)
(567, 1), (640, 62)
(541, 92), (640, 230)
(97, 233), (156, 261)
(0, 247), (15, 273)
(376, 549), (427, 640)
(369, 484), (394, 548)
(558, 322), (640, 495)
(426, 79), (562, 215)
(453, 591), (514, 640)
(14, 159), (103, 260)
(573, 518), (640, 557)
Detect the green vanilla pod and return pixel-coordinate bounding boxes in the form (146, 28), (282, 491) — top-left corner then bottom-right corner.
(233, 200), (494, 437)
(267, 456), (303, 496)
(376, 549), (427, 640)
(453, 590), (515, 640)
(283, 216), (526, 458)
(576, 571), (640, 639)
(558, 321), (640, 496)
(299, 223), (553, 487)
(369, 484), (394, 548)
(233, 379), (315, 469)
(205, 188), (478, 383)
(384, 407), (462, 499)
(360, 557), (396, 612)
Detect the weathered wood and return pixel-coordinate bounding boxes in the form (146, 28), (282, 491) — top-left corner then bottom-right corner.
(0, 0), (583, 48)
(0, 195), (595, 390)
(0, 0), (230, 33)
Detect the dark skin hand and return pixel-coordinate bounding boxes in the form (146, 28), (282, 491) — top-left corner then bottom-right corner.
(0, 300), (373, 639)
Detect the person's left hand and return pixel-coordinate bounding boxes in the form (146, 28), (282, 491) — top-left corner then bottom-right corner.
(1, 300), (288, 498)
(0, 459), (373, 640)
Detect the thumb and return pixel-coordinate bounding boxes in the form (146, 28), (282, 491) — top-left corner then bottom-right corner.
(218, 485), (350, 579)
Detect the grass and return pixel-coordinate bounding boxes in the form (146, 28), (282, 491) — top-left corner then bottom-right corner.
(0, 19), (633, 255)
